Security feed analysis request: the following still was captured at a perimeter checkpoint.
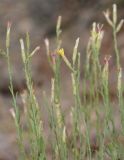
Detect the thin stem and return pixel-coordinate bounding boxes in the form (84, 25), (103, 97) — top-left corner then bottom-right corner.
(113, 28), (120, 69)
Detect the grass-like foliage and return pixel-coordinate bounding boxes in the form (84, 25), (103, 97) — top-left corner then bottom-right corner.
(3, 3), (124, 160)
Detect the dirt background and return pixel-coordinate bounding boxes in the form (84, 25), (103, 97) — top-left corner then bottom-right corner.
(0, 0), (124, 159)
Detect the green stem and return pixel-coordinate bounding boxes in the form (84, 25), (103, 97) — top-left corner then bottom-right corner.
(7, 48), (26, 160)
(113, 28), (120, 69)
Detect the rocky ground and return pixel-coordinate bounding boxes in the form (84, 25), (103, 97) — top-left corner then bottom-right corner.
(0, 0), (124, 159)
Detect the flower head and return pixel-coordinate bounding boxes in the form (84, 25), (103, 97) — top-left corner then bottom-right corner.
(57, 48), (64, 56)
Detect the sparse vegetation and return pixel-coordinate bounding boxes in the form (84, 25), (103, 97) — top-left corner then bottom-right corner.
(3, 4), (124, 160)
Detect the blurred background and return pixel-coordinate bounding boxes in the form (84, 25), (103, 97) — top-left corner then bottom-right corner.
(0, 0), (124, 159)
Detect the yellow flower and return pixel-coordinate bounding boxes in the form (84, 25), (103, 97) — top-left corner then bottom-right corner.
(57, 48), (64, 56)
